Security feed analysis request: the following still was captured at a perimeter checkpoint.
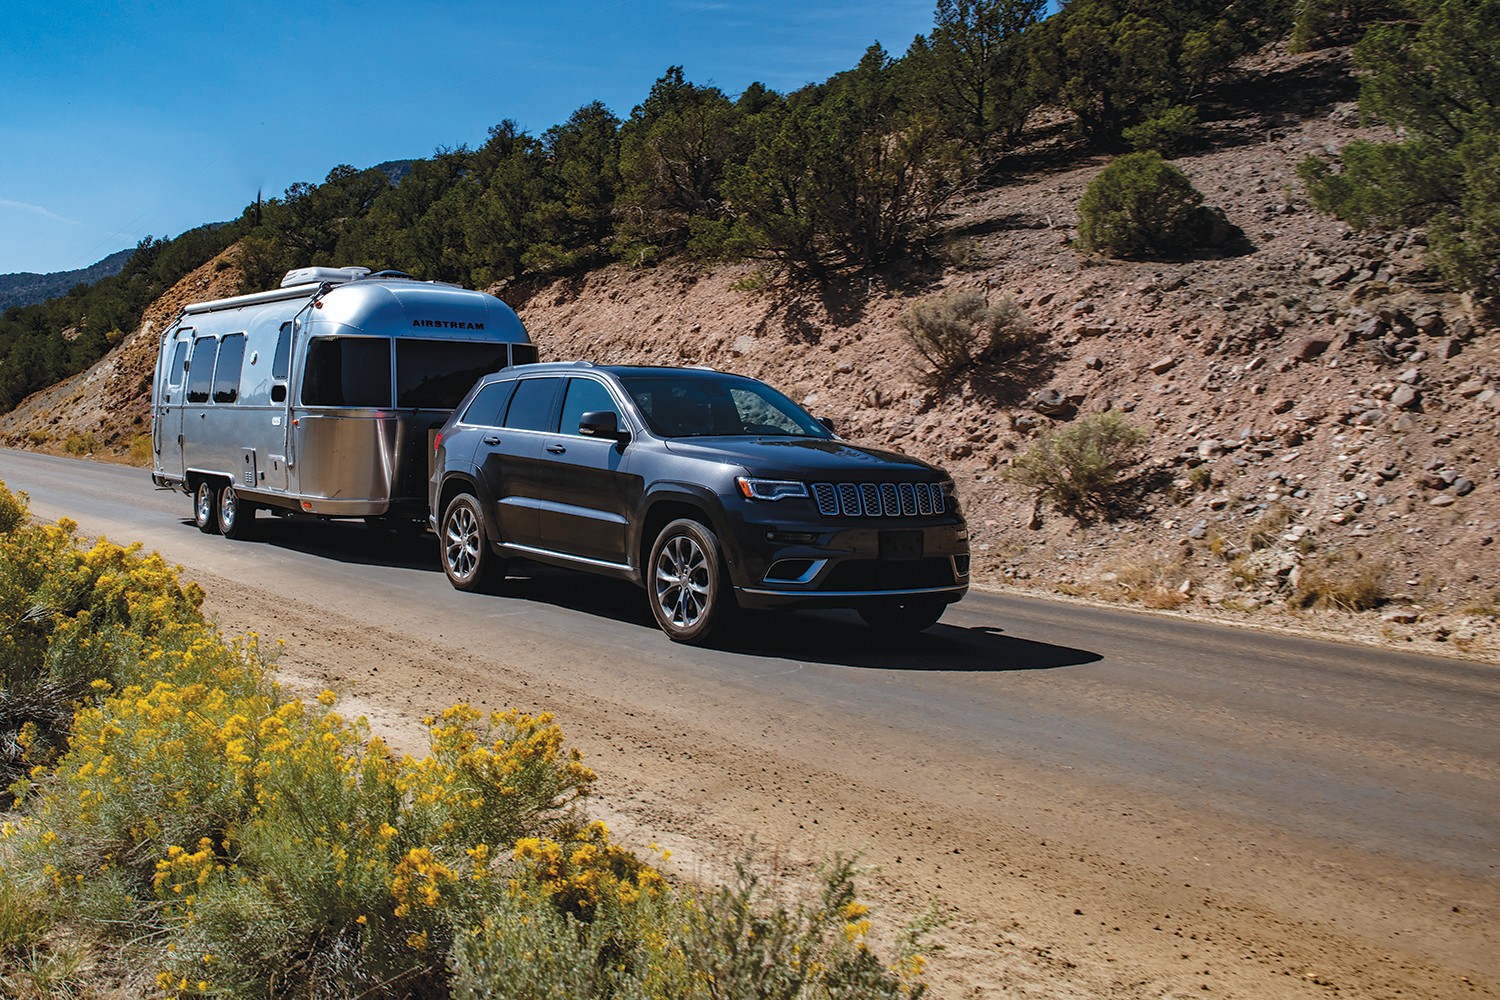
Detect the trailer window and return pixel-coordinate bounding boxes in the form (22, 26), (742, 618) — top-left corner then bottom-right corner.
(272, 322), (292, 380)
(187, 337), (218, 403)
(213, 333), (247, 403)
(302, 337), (392, 407)
(396, 340), (512, 409)
(167, 341), (189, 388)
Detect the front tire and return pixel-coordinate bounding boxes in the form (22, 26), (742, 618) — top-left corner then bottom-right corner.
(442, 493), (503, 592)
(857, 596), (947, 633)
(193, 481), (220, 535)
(649, 519), (734, 644)
(217, 484), (253, 539)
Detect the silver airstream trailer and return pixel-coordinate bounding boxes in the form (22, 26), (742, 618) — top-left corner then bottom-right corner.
(150, 266), (536, 537)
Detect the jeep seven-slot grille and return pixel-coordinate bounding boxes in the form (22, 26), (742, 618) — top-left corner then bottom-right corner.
(810, 482), (945, 517)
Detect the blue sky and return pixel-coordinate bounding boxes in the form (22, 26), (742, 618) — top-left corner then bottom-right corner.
(0, 1), (949, 276)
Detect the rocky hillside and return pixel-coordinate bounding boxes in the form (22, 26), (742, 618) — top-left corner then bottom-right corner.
(3, 44), (1495, 659)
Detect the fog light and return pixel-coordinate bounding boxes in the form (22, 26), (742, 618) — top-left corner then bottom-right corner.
(765, 530), (819, 544)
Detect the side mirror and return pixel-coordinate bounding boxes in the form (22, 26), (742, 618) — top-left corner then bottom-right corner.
(579, 410), (628, 442)
(271, 384), (287, 403)
(817, 416), (836, 433)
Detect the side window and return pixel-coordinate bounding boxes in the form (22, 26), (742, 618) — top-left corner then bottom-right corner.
(212, 333), (247, 404)
(302, 337), (392, 407)
(559, 378), (620, 436)
(167, 340), (189, 389)
(461, 381), (515, 427)
(502, 378), (558, 431)
(270, 323), (293, 403)
(186, 337), (218, 403)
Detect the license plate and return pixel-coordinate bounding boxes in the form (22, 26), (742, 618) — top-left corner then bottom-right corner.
(879, 530), (923, 561)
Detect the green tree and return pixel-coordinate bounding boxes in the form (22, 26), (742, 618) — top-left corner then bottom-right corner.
(919, 0), (1046, 160)
(617, 68), (750, 258)
(527, 101), (622, 273)
(1299, 0), (1500, 307)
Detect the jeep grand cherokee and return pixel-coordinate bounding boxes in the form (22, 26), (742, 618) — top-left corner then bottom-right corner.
(430, 363), (969, 643)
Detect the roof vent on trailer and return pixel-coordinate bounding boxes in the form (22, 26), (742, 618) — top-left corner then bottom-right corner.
(280, 266), (372, 288)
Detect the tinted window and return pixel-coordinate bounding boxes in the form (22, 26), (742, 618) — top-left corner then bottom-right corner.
(302, 338), (391, 407)
(396, 339), (512, 408)
(168, 340), (189, 388)
(272, 322), (292, 381)
(621, 374), (830, 438)
(212, 333), (247, 403)
(462, 381), (515, 427)
(502, 378), (558, 431)
(186, 337), (218, 403)
(560, 378), (620, 436)
(511, 343), (539, 366)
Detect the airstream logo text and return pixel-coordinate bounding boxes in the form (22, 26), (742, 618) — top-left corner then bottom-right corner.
(412, 319), (485, 330)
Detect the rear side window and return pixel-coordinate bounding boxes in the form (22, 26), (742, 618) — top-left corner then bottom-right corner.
(502, 378), (558, 431)
(212, 333), (247, 403)
(186, 337), (218, 403)
(461, 381), (515, 427)
(302, 337), (392, 407)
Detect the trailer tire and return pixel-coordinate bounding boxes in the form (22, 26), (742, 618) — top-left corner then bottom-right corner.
(441, 493), (503, 592)
(217, 484), (254, 539)
(194, 481), (220, 535)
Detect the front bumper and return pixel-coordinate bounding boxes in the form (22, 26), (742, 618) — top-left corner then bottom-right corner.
(722, 510), (970, 611)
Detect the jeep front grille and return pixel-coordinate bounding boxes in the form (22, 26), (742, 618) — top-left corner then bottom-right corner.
(810, 481), (945, 517)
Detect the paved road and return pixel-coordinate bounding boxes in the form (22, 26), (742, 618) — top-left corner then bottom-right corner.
(4, 448), (1497, 997)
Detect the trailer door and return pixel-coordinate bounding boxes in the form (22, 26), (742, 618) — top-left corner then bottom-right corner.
(154, 328), (193, 480)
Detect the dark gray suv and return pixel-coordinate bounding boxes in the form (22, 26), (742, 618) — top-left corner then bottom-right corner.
(430, 363), (969, 643)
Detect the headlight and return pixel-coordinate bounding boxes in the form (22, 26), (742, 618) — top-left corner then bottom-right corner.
(736, 477), (808, 501)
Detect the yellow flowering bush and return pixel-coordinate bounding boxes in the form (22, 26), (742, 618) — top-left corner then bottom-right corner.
(0, 477), (930, 998)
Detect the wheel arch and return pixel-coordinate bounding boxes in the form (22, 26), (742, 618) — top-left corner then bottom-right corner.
(637, 487), (724, 580)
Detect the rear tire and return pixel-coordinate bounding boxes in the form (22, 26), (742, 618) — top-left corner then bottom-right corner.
(217, 484), (253, 539)
(441, 493), (503, 592)
(193, 481), (220, 535)
(648, 519), (735, 644)
(857, 596), (946, 633)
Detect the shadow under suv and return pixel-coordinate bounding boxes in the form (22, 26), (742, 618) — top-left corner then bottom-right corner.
(430, 363), (969, 643)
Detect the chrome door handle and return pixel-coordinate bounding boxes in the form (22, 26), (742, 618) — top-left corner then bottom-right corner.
(483, 434), (502, 445)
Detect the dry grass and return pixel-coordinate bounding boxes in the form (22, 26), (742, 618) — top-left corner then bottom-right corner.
(1291, 548), (1387, 612)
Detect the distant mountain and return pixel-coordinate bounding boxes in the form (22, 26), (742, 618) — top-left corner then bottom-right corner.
(372, 160), (414, 186)
(0, 248), (135, 312)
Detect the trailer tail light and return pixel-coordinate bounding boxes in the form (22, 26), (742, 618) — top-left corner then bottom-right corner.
(434, 431), (443, 453)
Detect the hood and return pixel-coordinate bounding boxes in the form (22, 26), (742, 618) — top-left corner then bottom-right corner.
(661, 436), (946, 480)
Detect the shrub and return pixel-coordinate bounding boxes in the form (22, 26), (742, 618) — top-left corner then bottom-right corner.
(900, 290), (1039, 386)
(1006, 411), (1149, 517)
(1122, 103), (1200, 157)
(128, 433), (153, 467)
(62, 434), (97, 457)
(1292, 549), (1386, 612)
(1076, 152), (1231, 258)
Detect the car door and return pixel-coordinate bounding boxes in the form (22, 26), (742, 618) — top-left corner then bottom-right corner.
(535, 376), (638, 566)
(475, 375), (558, 551)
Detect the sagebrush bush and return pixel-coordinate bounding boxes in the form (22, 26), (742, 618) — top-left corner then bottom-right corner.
(1076, 152), (1230, 258)
(1292, 549), (1387, 612)
(1006, 412), (1149, 517)
(900, 290), (1039, 386)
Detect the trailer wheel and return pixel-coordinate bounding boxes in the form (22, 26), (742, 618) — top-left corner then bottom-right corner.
(441, 493), (503, 592)
(217, 484), (254, 539)
(193, 481), (220, 535)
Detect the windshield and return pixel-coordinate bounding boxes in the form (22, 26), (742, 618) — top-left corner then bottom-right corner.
(620, 373), (833, 439)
